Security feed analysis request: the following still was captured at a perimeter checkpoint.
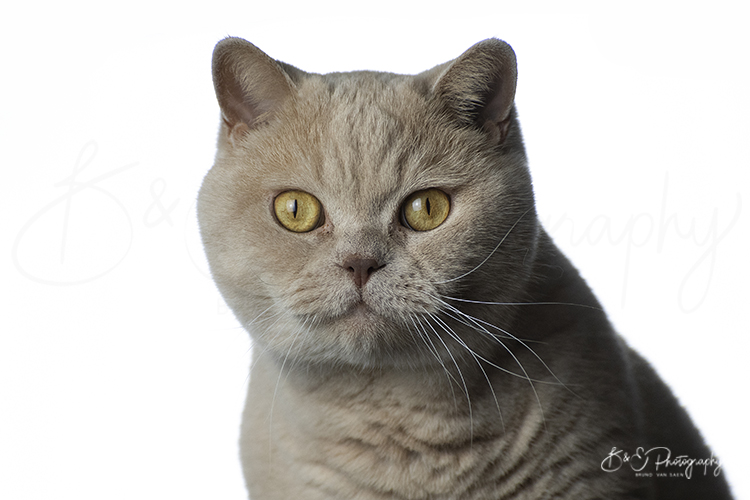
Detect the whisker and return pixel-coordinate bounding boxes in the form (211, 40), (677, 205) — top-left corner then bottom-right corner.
(434, 304), (518, 342)
(419, 309), (475, 440)
(247, 309), (287, 360)
(408, 314), (439, 366)
(429, 293), (567, 384)
(247, 304), (279, 327)
(410, 314), (461, 412)
(435, 207), (532, 285)
(404, 314), (428, 366)
(244, 308), (287, 384)
(432, 301), (547, 431)
(267, 315), (312, 441)
(442, 295), (603, 312)
(287, 314), (319, 374)
(437, 308), (549, 383)
(425, 311), (505, 434)
(440, 299), (579, 396)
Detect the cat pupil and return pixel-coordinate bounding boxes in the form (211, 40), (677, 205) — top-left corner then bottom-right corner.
(287, 198), (298, 218)
(426, 197), (431, 215)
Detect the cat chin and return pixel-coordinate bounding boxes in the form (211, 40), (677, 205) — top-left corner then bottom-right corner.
(277, 307), (422, 368)
(342, 301), (374, 321)
(320, 302), (394, 339)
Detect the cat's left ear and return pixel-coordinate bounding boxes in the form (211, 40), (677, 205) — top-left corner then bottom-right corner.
(212, 37), (296, 139)
(432, 38), (518, 144)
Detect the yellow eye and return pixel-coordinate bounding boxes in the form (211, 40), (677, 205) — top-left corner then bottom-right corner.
(402, 188), (450, 231)
(273, 190), (323, 233)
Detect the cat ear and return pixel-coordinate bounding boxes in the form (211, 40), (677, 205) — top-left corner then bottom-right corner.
(433, 39), (518, 143)
(212, 37), (296, 137)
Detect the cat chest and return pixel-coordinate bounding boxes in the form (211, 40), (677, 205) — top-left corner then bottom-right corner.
(281, 401), (558, 499)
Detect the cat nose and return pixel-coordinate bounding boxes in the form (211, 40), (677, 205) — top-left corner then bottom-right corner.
(341, 256), (384, 288)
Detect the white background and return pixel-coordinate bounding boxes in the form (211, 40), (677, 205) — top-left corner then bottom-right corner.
(2, 1), (747, 498)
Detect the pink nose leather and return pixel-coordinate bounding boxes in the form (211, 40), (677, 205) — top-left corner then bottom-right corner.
(342, 256), (384, 288)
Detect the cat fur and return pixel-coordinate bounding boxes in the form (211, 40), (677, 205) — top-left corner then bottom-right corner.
(198, 37), (733, 500)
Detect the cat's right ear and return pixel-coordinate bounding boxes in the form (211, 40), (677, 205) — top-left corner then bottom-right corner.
(212, 37), (296, 140)
(432, 39), (518, 144)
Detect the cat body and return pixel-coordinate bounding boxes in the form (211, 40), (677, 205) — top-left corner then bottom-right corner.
(198, 37), (732, 499)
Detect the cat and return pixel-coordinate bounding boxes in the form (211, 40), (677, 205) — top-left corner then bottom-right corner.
(198, 37), (733, 499)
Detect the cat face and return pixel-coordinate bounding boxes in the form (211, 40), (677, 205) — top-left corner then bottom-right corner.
(198, 38), (539, 368)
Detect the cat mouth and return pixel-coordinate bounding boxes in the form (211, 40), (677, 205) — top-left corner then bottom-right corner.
(336, 298), (387, 328)
(346, 300), (373, 318)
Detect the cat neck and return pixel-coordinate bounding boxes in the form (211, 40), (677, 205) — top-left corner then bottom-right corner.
(249, 349), (534, 449)
(244, 336), (555, 499)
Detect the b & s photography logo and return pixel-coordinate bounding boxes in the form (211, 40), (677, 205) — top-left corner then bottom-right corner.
(601, 447), (723, 479)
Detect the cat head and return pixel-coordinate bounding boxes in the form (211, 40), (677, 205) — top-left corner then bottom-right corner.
(198, 37), (539, 369)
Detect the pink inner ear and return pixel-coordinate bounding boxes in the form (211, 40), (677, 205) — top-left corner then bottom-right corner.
(222, 80), (256, 127)
(482, 79), (512, 125)
(212, 38), (295, 131)
(480, 59), (518, 129)
(221, 70), (284, 129)
(432, 39), (517, 137)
